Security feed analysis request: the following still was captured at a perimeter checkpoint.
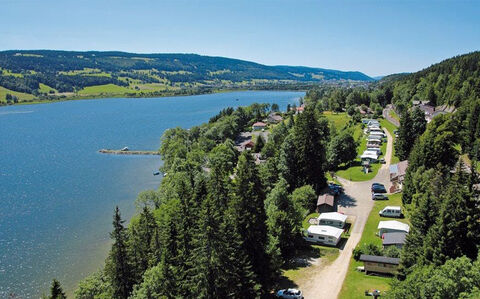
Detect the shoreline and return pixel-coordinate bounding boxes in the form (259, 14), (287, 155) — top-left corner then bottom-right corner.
(1, 87), (309, 107)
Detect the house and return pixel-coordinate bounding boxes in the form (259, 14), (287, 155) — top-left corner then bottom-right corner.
(359, 255), (400, 275)
(304, 225), (343, 246)
(316, 194), (335, 213)
(382, 232), (407, 249)
(389, 160), (408, 192)
(252, 122), (267, 131)
(318, 212), (347, 228)
(237, 140), (254, 151)
(295, 105), (305, 114)
(267, 113), (283, 123)
(378, 220), (410, 236)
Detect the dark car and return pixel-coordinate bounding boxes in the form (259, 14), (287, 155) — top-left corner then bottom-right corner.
(371, 183), (387, 193)
(328, 183), (344, 196)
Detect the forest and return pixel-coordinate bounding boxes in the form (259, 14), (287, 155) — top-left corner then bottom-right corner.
(0, 50), (373, 104)
(41, 51), (480, 298)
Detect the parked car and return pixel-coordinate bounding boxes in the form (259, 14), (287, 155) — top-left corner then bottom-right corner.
(379, 206), (402, 218)
(379, 158), (386, 164)
(276, 289), (303, 299)
(328, 183), (344, 195)
(371, 183), (387, 193)
(372, 193), (388, 200)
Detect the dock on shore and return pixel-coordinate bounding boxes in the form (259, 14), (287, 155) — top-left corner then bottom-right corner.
(99, 149), (160, 155)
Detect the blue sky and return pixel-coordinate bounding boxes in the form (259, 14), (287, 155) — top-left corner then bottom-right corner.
(1, 0), (479, 76)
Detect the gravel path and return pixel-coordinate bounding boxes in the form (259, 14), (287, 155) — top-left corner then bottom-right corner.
(299, 128), (393, 299)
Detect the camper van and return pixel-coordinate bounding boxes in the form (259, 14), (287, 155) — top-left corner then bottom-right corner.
(379, 206), (402, 218)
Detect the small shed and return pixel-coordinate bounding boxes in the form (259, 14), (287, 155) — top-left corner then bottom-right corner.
(252, 122), (267, 131)
(378, 220), (410, 236)
(318, 212), (347, 228)
(316, 194), (335, 213)
(305, 225), (343, 246)
(359, 255), (400, 275)
(382, 232), (407, 249)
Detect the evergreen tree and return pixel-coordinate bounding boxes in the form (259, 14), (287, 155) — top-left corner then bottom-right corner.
(253, 135), (265, 153)
(278, 132), (298, 192)
(49, 279), (66, 299)
(231, 152), (273, 292)
(105, 207), (134, 299)
(265, 179), (302, 262)
(395, 109), (413, 161)
(292, 106), (328, 192)
(426, 167), (480, 265)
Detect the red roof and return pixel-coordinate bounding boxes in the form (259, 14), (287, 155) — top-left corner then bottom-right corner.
(317, 194), (334, 207)
(296, 106), (305, 111)
(252, 122), (267, 127)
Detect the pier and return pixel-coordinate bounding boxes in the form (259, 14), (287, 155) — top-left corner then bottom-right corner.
(98, 149), (160, 155)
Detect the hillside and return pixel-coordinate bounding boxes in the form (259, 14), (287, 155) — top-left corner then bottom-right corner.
(0, 50), (373, 104)
(379, 51), (480, 107)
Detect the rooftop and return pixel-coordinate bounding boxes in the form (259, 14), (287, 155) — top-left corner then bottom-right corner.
(382, 232), (407, 246)
(318, 212), (347, 223)
(252, 122), (267, 127)
(317, 193), (334, 207)
(359, 254), (400, 265)
(378, 220), (410, 233)
(307, 225), (343, 239)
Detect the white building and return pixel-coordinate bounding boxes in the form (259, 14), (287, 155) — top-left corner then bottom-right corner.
(318, 212), (348, 228)
(305, 225), (343, 246)
(378, 220), (410, 236)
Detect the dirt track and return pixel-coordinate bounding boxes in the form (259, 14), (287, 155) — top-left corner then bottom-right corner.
(299, 127), (393, 299)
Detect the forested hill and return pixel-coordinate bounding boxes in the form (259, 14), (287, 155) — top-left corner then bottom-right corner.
(0, 50), (372, 104)
(379, 51), (480, 108)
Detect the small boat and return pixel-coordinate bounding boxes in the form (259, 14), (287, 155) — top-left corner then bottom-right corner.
(153, 171), (160, 176)
(236, 98), (239, 101)
(121, 147), (129, 151)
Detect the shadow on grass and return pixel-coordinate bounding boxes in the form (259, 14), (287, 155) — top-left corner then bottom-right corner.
(283, 243), (323, 271)
(338, 237), (349, 250)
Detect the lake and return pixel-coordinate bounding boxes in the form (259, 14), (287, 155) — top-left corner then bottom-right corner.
(0, 90), (304, 298)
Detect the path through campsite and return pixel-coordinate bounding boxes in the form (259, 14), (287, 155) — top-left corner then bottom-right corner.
(299, 127), (393, 299)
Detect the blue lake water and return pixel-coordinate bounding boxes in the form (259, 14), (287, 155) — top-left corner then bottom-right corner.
(0, 90), (304, 298)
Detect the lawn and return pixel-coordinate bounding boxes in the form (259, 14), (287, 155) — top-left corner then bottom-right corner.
(338, 193), (409, 298)
(323, 111), (350, 130)
(379, 119), (400, 164)
(302, 212), (320, 230)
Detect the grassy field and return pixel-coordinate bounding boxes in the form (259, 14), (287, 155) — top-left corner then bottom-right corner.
(39, 83), (57, 94)
(0, 86), (35, 104)
(338, 193), (408, 298)
(323, 111), (350, 130)
(388, 109), (400, 121)
(77, 84), (137, 95)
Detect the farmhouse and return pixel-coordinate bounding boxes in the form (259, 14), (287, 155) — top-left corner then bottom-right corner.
(378, 220), (410, 236)
(305, 225), (343, 246)
(359, 254), (400, 275)
(316, 193), (335, 213)
(382, 232), (407, 249)
(318, 212), (347, 228)
(252, 122), (267, 131)
(389, 160), (409, 192)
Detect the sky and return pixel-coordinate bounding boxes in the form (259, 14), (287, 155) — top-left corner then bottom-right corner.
(1, 0), (479, 76)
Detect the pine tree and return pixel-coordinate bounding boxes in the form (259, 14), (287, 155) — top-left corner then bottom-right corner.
(231, 152), (273, 292)
(49, 279), (66, 299)
(105, 207), (134, 299)
(426, 166), (480, 265)
(395, 109), (413, 161)
(292, 106), (328, 192)
(278, 132), (298, 192)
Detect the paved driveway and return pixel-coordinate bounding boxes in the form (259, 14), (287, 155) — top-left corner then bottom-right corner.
(299, 128), (393, 299)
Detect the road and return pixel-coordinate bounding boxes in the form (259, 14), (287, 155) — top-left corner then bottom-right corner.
(299, 127), (393, 299)
(383, 105), (400, 127)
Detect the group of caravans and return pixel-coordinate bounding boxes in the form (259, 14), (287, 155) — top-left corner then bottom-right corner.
(361, 119), (386, 163)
